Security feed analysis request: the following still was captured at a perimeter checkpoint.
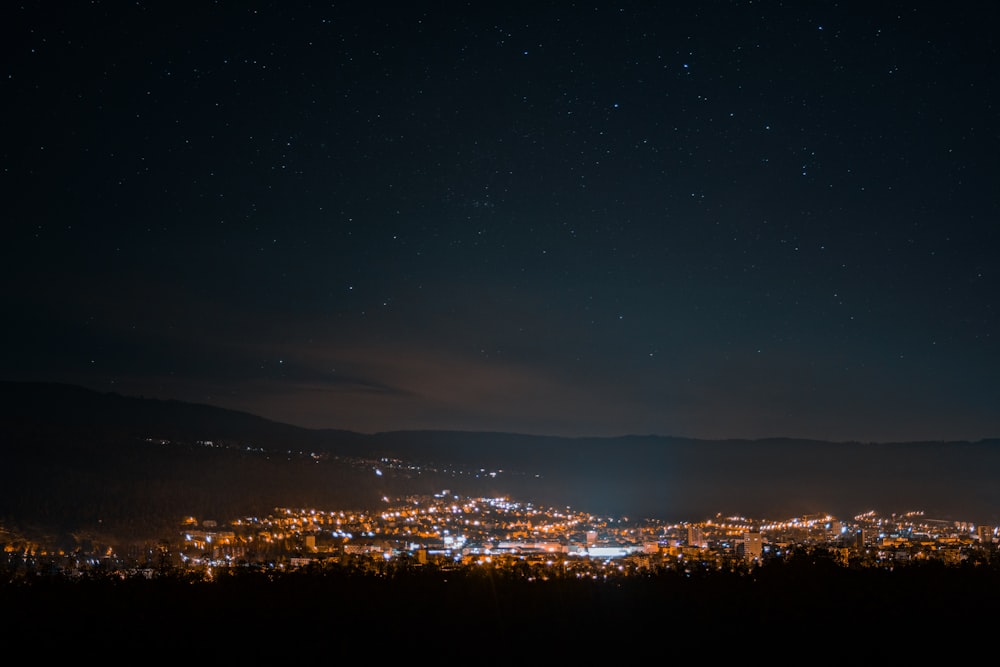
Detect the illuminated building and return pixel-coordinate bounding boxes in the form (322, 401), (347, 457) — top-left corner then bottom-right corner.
(740, 531), (762, 562)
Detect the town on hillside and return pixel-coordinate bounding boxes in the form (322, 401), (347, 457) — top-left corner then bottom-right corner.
(4, 491), (997, 579)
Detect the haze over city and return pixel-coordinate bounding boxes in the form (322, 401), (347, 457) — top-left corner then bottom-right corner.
(4, 2), (998, 443)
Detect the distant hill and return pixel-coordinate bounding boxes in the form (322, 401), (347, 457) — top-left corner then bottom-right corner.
(0, 381), (442, 543)
(365, 429), (1000, 526)
(0, 381), (368, 451)
(1, 381), (999, 546)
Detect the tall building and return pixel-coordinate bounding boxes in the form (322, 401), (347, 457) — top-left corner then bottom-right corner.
(741, 531), (762, 562)
(687, 525), (706, 549)
(855, 529), (868, 549)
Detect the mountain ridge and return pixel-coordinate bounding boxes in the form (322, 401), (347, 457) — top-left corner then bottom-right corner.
(6, 380), (996, 448)
(1, 381), (998, 543)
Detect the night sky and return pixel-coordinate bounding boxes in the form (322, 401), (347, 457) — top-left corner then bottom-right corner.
(4, 2), (998, 443)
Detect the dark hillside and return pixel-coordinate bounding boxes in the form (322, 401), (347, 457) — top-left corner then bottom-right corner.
(1, 382), (998, 546)
(0, 381), (369, 452)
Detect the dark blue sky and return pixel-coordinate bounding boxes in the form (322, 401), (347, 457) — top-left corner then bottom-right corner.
(4, 2), (998, 442)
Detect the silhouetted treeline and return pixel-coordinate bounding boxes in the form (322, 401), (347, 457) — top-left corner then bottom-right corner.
(3, 551), (999, 656)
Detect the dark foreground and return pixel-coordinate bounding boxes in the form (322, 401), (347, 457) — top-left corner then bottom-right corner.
(4, 555), (1000, 660)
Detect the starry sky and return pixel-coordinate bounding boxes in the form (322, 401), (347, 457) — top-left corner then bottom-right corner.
(4, 2), (998, 442)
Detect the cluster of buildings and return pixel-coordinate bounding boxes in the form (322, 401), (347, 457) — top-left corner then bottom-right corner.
(172, 491), (998, 575)
(5, 490), (996, 579)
